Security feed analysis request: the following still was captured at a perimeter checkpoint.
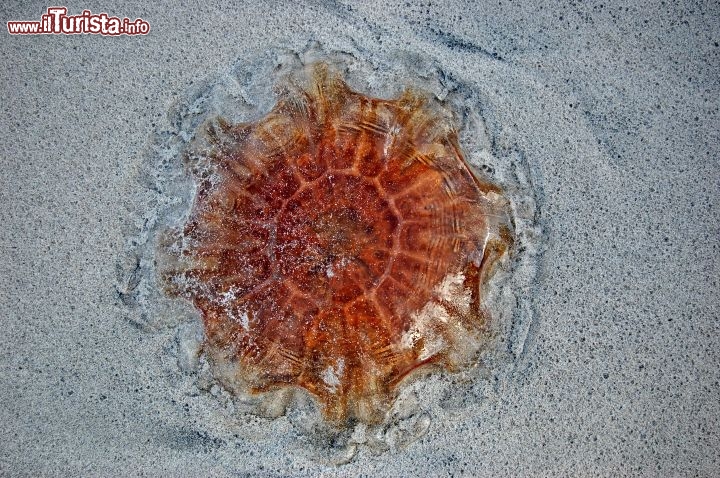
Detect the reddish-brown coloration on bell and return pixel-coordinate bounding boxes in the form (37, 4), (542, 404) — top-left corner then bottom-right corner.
(159, 63), (513, 424)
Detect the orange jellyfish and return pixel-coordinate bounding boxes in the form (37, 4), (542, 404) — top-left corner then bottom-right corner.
(158, 62), (513, 424)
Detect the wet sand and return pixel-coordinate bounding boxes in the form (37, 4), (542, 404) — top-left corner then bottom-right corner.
(1, 1), (718, 476)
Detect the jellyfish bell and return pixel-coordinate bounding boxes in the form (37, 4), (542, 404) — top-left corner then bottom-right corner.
(157, 62), (513, 425)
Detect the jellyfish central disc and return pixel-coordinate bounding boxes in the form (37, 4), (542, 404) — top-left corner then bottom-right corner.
(275, 172), (398, 304)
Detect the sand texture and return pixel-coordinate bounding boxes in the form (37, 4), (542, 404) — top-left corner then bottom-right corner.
(1, 1), (718, 476)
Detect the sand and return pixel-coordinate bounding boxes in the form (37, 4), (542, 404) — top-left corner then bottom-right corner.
(1, 0), (718, 476)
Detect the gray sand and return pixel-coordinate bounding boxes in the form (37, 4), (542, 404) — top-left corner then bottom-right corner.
(1, 1), (718, 476)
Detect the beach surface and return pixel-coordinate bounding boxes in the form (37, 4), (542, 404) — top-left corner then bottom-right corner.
(1, 1), (718, 476)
